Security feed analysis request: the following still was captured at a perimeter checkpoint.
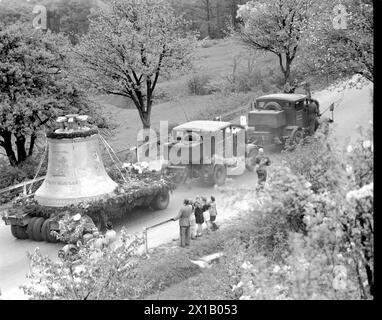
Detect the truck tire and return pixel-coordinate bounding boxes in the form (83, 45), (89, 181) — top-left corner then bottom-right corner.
(42, 219), (59, 243)
(292, 128), (304, 145)
(246, 148), (258, 172)
(285, 128), (304, 150)
(150, 191), (170, 210)
(264, 101), (282, 111)
(32, 217), (45, 241)
(26, 217), (39, 240)
(210, 164), (227, 186)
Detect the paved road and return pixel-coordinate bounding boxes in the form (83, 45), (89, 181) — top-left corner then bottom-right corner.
(0, 170), (260, 300)
(0, 80), (373, 300)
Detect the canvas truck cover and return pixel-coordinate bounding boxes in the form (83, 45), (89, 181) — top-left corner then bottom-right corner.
(248, 110), (286, 128)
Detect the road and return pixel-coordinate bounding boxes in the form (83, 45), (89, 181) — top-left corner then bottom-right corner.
(0, 172), (258, 300)
(0, 80), (373, 300)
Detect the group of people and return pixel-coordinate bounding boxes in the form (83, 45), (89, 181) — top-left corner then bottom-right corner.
(172, 196), (218, 248)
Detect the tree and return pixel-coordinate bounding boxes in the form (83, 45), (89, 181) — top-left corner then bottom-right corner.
(52, 0), (96, 44)
(235, 0), (312, 84)
(302, 0), (373, 84)
(72, 0), (197, 129)
(0, 23), (103, 166)
(0, 0), (35, 25)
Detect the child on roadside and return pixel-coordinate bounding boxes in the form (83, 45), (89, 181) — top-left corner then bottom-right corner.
(194, 196), (205, 237)
(208, 196), (218, 231)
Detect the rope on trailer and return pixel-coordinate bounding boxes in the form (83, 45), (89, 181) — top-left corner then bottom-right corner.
(99, 133), (133, 180)
(27, 136), (48, 195)
(98, 134), (129, 184)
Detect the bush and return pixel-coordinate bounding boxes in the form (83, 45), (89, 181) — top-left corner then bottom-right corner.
(187, 73), (212, 95)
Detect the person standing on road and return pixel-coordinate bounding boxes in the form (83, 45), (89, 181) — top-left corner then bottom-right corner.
(254, 148), (271, 191)
(201, 197), (211, 232)
(172, 199), (193, 247)
(307, 99), (320, 135)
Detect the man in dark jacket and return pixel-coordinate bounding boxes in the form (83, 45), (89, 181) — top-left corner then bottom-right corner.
(306, 100), (320, 135)
(172, 199), (193, 247)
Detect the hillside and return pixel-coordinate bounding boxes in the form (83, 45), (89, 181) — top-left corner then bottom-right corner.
(95, 38), (279, 151)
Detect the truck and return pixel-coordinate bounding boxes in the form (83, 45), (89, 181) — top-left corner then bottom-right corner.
(162, 120), (260, 186)
(246, 93), (322, 147)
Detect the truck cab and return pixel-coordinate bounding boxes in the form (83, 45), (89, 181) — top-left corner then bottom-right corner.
(247, 93), (320, 146)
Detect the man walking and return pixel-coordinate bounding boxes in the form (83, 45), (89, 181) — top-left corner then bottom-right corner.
(254, 148), (271, 191)
(306, 99), (320, 135)
(172, 199), (193, 247)
(208, 196), (219, 231)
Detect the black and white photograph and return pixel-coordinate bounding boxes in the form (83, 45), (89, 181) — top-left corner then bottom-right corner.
(0, 0), (373, 303)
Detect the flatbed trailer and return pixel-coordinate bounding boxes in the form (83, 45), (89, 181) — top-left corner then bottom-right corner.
(1, 173), (175, 243)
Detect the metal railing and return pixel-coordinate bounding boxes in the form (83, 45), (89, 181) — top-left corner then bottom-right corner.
(143, 218), (174, 253)
(0, 176), (46, 196)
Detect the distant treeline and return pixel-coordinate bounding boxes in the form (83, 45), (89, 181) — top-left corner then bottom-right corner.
(0, 0), (246, 42)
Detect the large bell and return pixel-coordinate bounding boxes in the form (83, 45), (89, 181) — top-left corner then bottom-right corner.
(34, 115), (118, 207)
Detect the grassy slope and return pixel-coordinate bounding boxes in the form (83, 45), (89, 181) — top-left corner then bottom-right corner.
(95, 38), (277, 151)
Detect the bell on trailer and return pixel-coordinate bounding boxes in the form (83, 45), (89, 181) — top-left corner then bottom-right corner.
(34, 115), (118, 207)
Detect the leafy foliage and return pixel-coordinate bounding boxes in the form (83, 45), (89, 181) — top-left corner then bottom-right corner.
(0, 22), (105, 166)
(235, 0), (313, 84)
(300, 0), (373, 84)
(21, 229), (150, 300)
(72, 0), (198, 128)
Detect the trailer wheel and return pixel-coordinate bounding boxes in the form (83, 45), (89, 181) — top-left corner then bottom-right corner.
(18, 226), (28, 239)
(11, 225), (28, 240)
(42, 219), (59, 243)
(150, 191), (170, 210)
(210, 164), (227, 186)
(26, 217), (39, 240)
(11, 225), (19, 239)
(246, 148), (258, 172)
(32, 217), (45, 241)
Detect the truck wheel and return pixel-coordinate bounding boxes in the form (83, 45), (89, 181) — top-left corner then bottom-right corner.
(150, 191), (170, 210)
(246, 148), (258, 172)
(26, 217), (39, 240)
(292, 129), (304, 145)
(211, 164), (227, 186)
(32, 217), (45, 241)
(285, 128), (304, 150)
(264, 101), (282, 111)
(42, 219), (59, 243)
